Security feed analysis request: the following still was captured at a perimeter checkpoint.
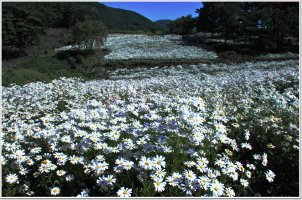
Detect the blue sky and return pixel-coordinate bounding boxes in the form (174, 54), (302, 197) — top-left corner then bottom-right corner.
(101, 2), (203, 21)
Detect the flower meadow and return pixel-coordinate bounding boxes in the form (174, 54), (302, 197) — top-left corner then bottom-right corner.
(55, 34), (218, 61)
(103, 34), (218, 60)
(2, 59), (299, 197)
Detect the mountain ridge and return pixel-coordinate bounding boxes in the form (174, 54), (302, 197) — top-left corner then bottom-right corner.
(3, 2), (163, 31)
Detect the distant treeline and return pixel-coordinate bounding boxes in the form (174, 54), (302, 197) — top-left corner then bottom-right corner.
(168, 2), (298, 50)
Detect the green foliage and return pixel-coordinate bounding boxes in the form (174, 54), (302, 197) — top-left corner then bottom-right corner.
(2, 55), (92, 86)
(155, 20), (173, 31)
(56, 49), (94, 60)
(2, 4), (44, 56)
(2, 2), (161, 32)
(71, 20), (108, 50)
(3, 68), (53, 86)
(196, 2), (299, 48)
(168, 15), (196, 35)
(197, 3), (241, 41)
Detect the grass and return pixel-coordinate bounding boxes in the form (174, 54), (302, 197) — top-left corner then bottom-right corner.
(2, 54), (100, 86)
(2, 49), (299, 87)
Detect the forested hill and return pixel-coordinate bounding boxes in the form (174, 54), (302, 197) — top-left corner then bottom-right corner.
(3, 2), (163, 58)
(97, 3), (160, 32)
(2, 2), (160, 31)
(155, 20), (173, 31)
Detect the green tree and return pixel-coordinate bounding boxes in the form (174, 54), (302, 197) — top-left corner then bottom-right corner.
(168, 15), (196, 35)
(2, 5), (43, 54)
(197, 3), (241, 43)
(196, 2), (298, 49)
(242, 3), (298, 49)
(71, 20), (108, 50)
(196, 3), (220, 38)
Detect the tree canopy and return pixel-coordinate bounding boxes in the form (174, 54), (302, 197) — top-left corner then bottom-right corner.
(2, 4), (44, 56)
(168, 15), (196, 35)
(195, 2), (298, 49)
(72, 20), (108, 50)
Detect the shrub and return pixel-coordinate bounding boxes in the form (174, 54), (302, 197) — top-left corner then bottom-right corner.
(71, 20), (108, 50)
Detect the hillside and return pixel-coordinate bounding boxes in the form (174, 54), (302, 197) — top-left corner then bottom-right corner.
(2, 2), (162, 60)
(96, 3), (160, 31)
(2, 2), (160, 31)
(155, 19), (173, 31)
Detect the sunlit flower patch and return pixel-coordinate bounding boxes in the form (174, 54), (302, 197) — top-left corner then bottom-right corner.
(2, 60), (299, 197)
(104, 34), (218, 60)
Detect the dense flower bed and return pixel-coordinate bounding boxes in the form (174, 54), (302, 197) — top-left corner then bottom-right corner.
(104, 34), (218, 60)
(2, 60), (299, 197)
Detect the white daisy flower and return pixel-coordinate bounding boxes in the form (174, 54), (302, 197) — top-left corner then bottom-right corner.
(265, 170), (276, 182)
(210, 182), (224, 197)
(50, 187), (60, 196)
(6, 174), (18, 184)
(117, 187), (132, 197)
(153, 177), (166, 192)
